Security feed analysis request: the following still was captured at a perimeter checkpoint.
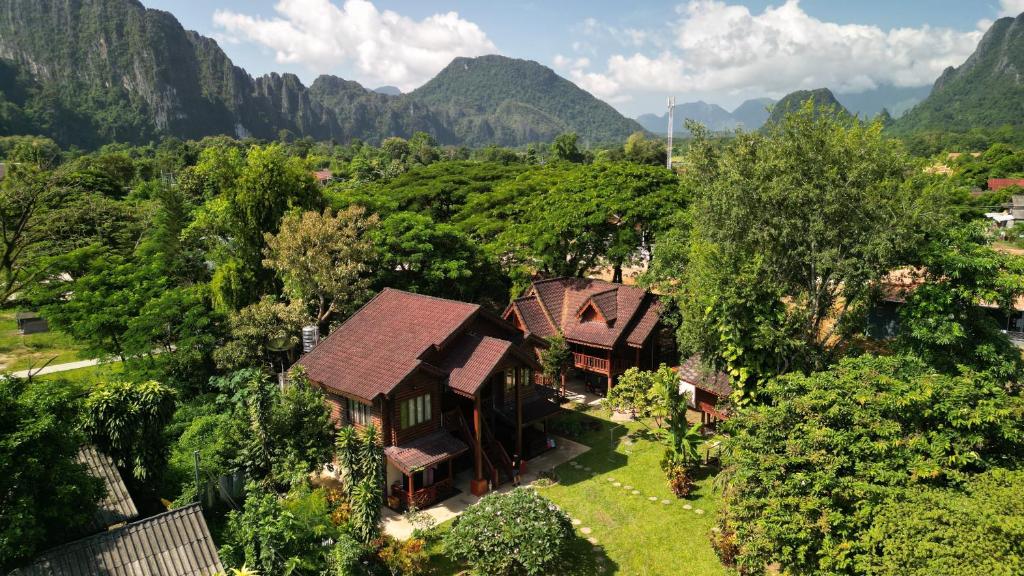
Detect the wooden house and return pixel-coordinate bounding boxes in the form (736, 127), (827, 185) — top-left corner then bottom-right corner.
(296, 288), (560, 509)
(503, 277), (668, 395)
(677, 355), (731, 426)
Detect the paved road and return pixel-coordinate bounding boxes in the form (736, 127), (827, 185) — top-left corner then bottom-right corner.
(10, 358), (100, 378)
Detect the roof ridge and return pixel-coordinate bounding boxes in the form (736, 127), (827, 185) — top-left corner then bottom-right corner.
(380, 287), (481, 309)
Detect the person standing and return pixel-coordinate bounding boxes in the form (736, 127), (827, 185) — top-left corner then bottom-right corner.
(511, 453), (522, 487)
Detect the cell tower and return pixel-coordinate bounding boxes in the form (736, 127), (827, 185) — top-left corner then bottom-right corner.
(666, 96), (675, 170)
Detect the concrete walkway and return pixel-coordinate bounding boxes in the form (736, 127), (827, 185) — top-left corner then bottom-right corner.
(10, 358), (100, 378)
(381, 434), (590, 539)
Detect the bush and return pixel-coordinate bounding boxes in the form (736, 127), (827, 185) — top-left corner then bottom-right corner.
(443, 488), (575, 576)
(664, 463), (695, 498)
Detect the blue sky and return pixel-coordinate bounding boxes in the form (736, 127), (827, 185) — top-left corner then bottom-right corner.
(141, 0), (1020, 116)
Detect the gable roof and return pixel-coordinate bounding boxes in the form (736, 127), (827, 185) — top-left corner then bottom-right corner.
(505, 277), (661, 349)
(678, 355), (732, 398)
(297, 288), (533, 401)
(77, 446), (138, 532)
(13, 504), (222, 576)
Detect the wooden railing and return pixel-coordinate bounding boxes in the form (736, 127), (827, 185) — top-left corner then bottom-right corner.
(573, 352), (609, 373)
(390, 477), (454, 510)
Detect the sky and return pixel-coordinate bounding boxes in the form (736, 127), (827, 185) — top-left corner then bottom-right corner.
(140, 0), (1024, 117)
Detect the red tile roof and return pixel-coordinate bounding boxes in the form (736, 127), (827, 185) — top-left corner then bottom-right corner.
(297, 289), (480, 401)
(678, 355), (731, 398)
(384, 431), (469, 474)
(506, 278), (662, 349)
(988, 178), (1024, 191)
(439, 334), (513, 397)
(297, 288), (534, 401)
(313, 169), (333, 183)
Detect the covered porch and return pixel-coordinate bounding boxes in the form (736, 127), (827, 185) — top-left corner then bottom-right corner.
(384, 431), (469, 512)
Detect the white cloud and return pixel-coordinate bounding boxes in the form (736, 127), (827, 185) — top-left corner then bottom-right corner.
(212, 0), (496, 91)
(570, 0), (982, 102)
(999, 0), (1024, 17)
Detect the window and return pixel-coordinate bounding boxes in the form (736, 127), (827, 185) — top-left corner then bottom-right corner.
(504, 368), (516, 399)
(347, 398), (370, 426)
(519, 367), (532, 389)
(400, 394), (431, 429)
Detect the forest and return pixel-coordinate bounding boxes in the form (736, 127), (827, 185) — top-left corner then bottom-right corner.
(2, 103), (1024, 575)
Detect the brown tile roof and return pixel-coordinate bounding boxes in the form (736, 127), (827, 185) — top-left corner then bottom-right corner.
(508, 278), (661, 349)
(298, 288), (480, 400)
(678, 355), (731, 398)
(14, 504), (222, 576)
(510, 297), (556, 338)
(313, 169), (333, 182)
(77, 446), (138, 532)
(384, 431), (469, 474)
(439, 333), (513, 396)
(298, 289), (539, 401)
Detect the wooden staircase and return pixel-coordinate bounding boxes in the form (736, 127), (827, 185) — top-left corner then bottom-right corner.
(446, 409), (501, 488)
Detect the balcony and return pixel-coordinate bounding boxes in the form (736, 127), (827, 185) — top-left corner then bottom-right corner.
(389, 477), (455, 511)
(573, 352), (609, 373)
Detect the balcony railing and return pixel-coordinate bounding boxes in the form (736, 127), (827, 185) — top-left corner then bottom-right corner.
(573, 352), (609, 373)
(389, 477), (454, 511)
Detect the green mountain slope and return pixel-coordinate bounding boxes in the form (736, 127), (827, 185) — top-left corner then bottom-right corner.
(895, 14), (1024, 133)
(409, 55), (644, 146)
(0, 1), (641, 148)
(764, 88), (851, 126)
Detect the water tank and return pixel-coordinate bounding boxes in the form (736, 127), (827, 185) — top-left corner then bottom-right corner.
(302, 325), (320, 353)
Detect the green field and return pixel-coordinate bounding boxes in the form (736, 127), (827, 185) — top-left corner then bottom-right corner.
(427, 406), (728, 576)
(0, 310), (86, 372)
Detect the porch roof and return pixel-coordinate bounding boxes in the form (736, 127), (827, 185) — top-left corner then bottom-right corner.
(385, 431), (469, 475)
(439, 333), (542, 397)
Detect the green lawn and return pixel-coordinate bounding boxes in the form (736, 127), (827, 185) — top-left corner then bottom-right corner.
(0, 310), (86, 371)
(34, 362), (123, 389)
(426, 405), (729, 576)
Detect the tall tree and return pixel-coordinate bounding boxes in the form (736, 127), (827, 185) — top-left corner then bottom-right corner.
(676, 102), (913, 402)
(263, 207), (378, 328)
(0, 164), (55, 302)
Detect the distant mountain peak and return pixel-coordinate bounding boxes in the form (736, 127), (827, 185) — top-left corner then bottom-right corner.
(765, 88), (850, 125)
(895, 14), (1024, 133)
(373, 85), (401, 96)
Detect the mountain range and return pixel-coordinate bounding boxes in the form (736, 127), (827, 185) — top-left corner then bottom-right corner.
(0, 0), (1023, 149)
(0, 0), (642, 148)
(635, 85), (930, 134)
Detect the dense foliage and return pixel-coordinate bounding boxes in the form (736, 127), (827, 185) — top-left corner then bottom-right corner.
(672, 103), (913, 402)
(444, 488), (576, 576)
(0, 376), (103, 571)
(715, 355), (1024, 575)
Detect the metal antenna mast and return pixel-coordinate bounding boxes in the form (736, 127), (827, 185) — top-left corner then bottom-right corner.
(666, 96), (675, 169)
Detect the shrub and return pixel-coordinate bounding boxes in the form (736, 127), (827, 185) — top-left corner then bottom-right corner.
(664, 463), (695, 498)
(443, 488), (575, 576)
(375, 535), (428, 576)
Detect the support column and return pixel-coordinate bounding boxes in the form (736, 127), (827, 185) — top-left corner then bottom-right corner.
(470, 394), (488, 496)
(407, 473), (414, 507)
(515, 369), (523, 457)
(606, 349), (614, 399)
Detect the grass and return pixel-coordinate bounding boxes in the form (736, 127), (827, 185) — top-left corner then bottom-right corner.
(34, 362), (123, 388)
(0, 310), (87, 371)
(425, 405), (729, 576)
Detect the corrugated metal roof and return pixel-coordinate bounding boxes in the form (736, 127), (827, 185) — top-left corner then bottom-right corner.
(13, 504), (223, 576)
(77, 446), (138, 531)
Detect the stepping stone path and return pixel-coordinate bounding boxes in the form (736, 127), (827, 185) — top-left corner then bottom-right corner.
(583, 466), (593, 472)
(588, 537), (599, 545)
(661, 500), (671, 505)
(683, 504), (692, 510)
(581, 527), (592, 535)
(624, 485), (633, 490)
(695, 509), (705, 515)
(606, 478), (615, 482)
(631, 490), (640, 495)
(613, 482), (622, 487)
(648, 496), (658, 502)
(572, 519), (582, 526)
